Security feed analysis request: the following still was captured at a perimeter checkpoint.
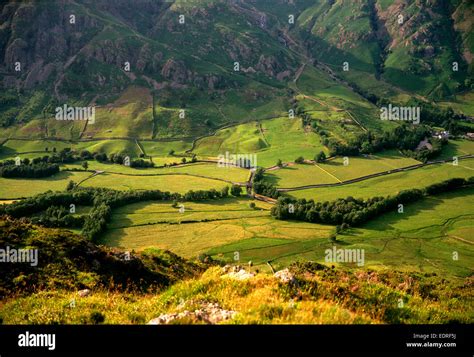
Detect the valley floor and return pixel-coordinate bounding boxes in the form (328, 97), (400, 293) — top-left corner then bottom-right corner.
(0, 135), (473, 278)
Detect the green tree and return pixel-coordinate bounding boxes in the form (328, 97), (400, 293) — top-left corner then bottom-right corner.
(360, 142), (372, 154)
(221, 186), (229, 197)
(82, 161), (89, 170)
(314, 151), (326, 163)
(66, 180), (75, 191)
(295, 156), (304, 164)
(276, 159), (283, 167)
(230, 185), (242, 197)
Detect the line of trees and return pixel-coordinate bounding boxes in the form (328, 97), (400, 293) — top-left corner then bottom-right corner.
(82, 202), (112, 240)
(93, 152), (151, 167)
(252, 168), (280, 198)
(0, 189), (96, 217)
(401, 137), (446, 163)
(0, 162), (60, 178)
(130, 159), (154, 168)
(322, 124), (433, 157)
(0, 185), (240, 242)
(31, 205), (85, 228)
(82, 186), (240, 241)
(271, 177), (473, 226)
(0, 148), (81, 178)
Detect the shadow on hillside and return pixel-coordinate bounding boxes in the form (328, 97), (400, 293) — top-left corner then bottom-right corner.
(263, 172), (281, 186)
(322, 160), (343, 167)
(308, 36), (429, 93)
(0, 146), (17, 160)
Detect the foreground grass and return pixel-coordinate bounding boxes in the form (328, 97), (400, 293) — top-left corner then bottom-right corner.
(0, 268), (368, 324)
(2, 265), (471, 324)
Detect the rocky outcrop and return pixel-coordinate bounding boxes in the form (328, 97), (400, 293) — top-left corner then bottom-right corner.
(256, 54), (292, 79)
(274, 269), (295, 284)
(77, 289), (91, 297)
(148, 302), (237, 325)
(161, 58), (191, 83)
(222, 265), (255, 280)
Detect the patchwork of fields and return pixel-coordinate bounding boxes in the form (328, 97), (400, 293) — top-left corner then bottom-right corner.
(2, 0), (474, 329)
(266, 150), (420, 188)
(97, 188), (474, 276)
(194, 116), (326, 168)
(99, 197), (334, 269)
(288, 158), (474, 202)
(80, 173), (230, 193)
(1, 110), (473, 279)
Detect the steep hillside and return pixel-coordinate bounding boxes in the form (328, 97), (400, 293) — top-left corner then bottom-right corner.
(0, 0), (301, 136)
(286, 0), (472, 98)
(452, 0), (474, 71)
(0, 216), (203, 299)
(0, 0), (472, 140)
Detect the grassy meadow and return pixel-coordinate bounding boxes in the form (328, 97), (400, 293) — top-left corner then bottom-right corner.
(98, 197), (333, 263)
(266, 150), (420, 188)
(80, 172), (229, 193)
(193, 116), (326, 168)
(437, 139), (474, 160)
(65, 161), (250, 183)
(0, 171), (91, 199)
(0, 138), (143, 161)
(335, 187), (474, 277)
(94, 183), (474, 277)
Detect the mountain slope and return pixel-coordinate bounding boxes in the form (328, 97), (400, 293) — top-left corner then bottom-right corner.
(0, 0), (472, 139)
